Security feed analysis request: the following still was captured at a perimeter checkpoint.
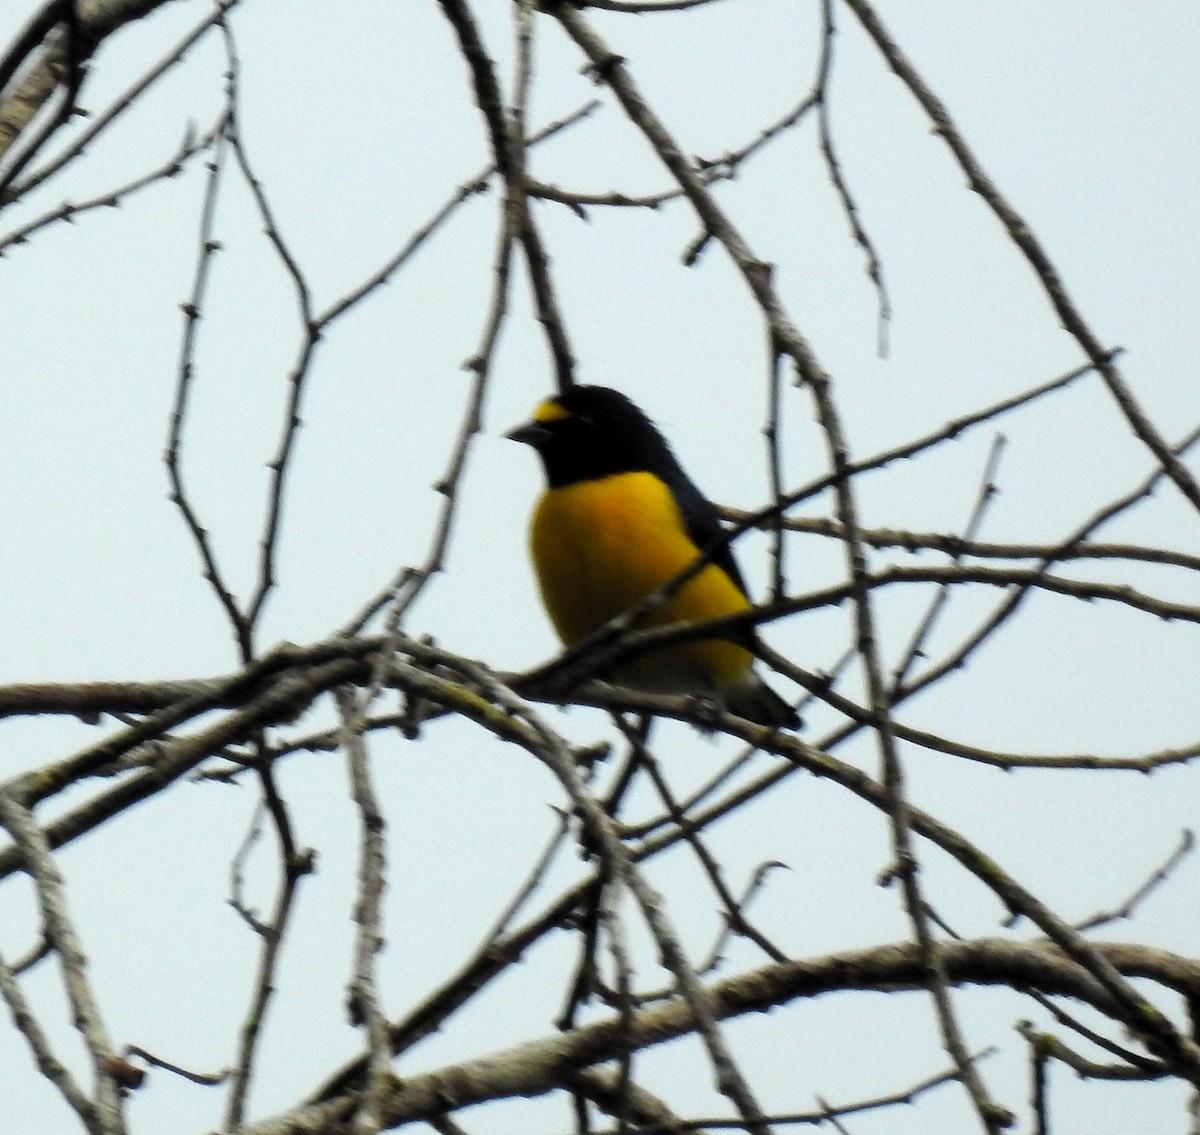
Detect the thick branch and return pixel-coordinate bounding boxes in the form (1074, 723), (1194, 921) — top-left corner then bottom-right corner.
(240, 937), (1200, 1135)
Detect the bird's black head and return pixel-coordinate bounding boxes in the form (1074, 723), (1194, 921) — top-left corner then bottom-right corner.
(507, 385), (682, 489)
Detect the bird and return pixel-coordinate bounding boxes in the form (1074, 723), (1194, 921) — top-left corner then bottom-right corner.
(507, 384), (797, 728)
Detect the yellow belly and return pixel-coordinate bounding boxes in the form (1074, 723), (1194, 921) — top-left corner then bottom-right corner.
(530, 472), (754, 694)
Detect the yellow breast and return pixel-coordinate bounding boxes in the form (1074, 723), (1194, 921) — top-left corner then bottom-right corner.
(529, 472), (754, 694)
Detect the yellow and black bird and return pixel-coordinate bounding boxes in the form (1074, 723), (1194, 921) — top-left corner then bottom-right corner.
(507, 385), (797, 728)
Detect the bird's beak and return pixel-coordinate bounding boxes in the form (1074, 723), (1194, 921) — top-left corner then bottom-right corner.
(505, 420), (551, 447)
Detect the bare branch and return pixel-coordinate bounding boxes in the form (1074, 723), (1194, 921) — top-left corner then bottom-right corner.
(2, 0), (238, 206)
(0, 946), (96, 1127)
(0, 790), (123, 1134)
(0, 0), (194, 195)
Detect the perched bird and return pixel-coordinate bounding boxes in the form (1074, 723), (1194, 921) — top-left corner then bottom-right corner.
(507, 385), (797, 728)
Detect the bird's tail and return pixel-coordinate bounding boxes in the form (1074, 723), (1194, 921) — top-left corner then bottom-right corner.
(727, 673), (799, 729)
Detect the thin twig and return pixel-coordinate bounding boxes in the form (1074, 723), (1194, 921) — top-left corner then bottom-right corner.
(336, 687), (392, 1134)
(697, 861), (789, 976)
(123, 1044), (230, 1086)
(739, 515), (1200, 577)
(813, 0), (890, 355)
(618, 721), (787, 965)
(1074, 830), (1195, 934)
(0, 118), (223, 255)
(223, 757), (316, 1130)
(891, 433), (1006, 688)
(166, 122), (250, 647)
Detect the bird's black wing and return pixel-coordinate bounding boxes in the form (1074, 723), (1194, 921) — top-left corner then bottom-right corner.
(664, 467), (752, 600)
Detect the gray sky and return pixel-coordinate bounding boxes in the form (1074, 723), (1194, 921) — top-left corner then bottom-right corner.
(2, 2), (1199, 1132)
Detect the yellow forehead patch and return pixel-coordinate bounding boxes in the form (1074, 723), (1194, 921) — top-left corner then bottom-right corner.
(533, 398), (570, 424)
